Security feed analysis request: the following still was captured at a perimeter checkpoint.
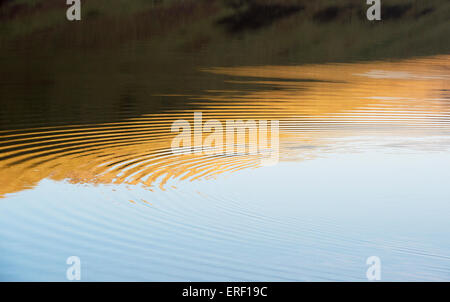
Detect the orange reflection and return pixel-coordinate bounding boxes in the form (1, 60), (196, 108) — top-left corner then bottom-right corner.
(0, 55), (449, 197)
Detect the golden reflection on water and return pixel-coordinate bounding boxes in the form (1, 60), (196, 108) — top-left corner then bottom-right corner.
(1, 55), (449, 197)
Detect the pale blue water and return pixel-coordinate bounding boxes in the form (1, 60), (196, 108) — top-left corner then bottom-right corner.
(1, 148), (449, 281)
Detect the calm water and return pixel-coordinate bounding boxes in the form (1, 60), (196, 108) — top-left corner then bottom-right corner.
(0, 48), (449, 280)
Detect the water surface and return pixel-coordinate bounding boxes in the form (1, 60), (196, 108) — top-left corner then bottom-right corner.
(1, 52), (449, 281)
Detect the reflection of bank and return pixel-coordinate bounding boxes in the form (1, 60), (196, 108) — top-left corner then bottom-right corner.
(0, 55), (449, 197)
(201, 55), (450, 143)
(171, 112), (280, 166)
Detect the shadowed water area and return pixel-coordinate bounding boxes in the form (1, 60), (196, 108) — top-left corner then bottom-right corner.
(0, 0), (449, 281)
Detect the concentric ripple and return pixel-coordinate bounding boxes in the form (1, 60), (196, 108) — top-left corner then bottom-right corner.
(1, 55), (449, 197)
(1, 54), (450, 281)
